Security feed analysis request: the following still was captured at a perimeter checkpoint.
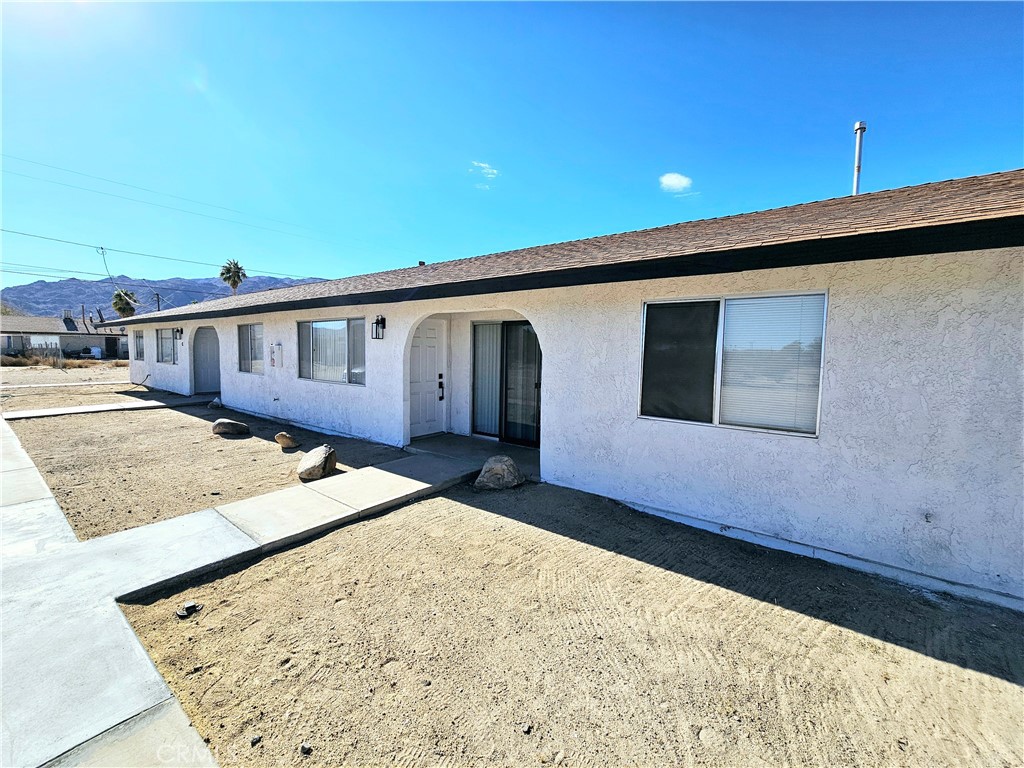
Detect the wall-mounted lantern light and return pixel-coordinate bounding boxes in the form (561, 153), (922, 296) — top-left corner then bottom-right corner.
(371, 315), (386, 340)
(173, 328), (184, 340)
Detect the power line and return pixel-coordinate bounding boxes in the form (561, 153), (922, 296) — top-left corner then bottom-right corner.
(3, 170), (331, 244)
(1, 153), (313, 231)
(1, 262), (110, 278)
(0, 228), (317, 280)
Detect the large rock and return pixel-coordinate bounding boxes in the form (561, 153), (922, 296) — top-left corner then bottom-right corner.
(275, 432), (300, 449)
(212, 418), (250, 436)
(474, 455), (526, 490)
(298, 444), (337, 481)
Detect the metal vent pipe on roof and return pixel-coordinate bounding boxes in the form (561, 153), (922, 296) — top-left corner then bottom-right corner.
(852, 121), (867, 195)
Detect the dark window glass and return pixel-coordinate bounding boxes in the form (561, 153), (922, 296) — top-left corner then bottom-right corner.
(641, 301), (719, 422)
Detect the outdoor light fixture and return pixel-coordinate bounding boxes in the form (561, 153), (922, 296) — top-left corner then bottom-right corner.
(371, 315), (386, 340)
(174, 328), (184, 340)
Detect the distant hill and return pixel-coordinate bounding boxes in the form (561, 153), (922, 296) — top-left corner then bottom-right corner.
(0, 275), (324, 321)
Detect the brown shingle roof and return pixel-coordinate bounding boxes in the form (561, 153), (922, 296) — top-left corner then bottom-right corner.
(108, 169), (1023, 326)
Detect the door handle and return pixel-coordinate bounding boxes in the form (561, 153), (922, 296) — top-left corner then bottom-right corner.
(438, 379), (445, 401)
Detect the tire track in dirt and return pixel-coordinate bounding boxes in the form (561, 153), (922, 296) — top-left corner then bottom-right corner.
(124, 483), (1023, 768)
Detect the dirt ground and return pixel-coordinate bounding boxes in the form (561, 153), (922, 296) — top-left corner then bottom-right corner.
(8, 406), (405, 540)
(124, 483), (1023, 768)
(0, 362), (130, 386)
(0, 382), (169, 412)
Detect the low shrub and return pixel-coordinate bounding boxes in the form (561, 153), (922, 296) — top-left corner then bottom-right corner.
(1, 355), (47, 367)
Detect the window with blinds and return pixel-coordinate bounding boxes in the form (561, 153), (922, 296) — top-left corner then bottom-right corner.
(156, 328), (176, 364)
(238, 323), (264, 374)
(640, 293), (826, 435)
(298, 318), (366, 384)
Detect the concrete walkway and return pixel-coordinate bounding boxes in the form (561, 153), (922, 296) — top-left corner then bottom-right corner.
(0, 420), (480, 767)
(0, 381), (132, 390)
(2, 396), (211, 421)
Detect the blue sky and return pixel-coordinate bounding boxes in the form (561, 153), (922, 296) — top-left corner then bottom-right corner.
(2, 2), (1021, 289)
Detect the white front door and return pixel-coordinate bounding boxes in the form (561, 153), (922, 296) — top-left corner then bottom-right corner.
(409, 319), (446, 438)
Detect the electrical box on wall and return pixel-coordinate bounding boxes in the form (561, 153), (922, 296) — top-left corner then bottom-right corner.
(270, 342), (283, 367)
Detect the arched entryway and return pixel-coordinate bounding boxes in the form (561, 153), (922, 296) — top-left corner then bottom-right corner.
(192, 327), (221, 394)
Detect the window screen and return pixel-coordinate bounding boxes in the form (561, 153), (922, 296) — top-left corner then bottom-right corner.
(134, 331), (144, 361)
(640, 301), (719, 422)
(238, 324), (264, 374)
(719, 295), (825, 433)
(298, 318), (365, 384)
(156, 329), (176, 364)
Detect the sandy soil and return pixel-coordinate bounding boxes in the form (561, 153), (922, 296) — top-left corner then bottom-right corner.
(8, 407), (405, 540)
(0, 362), (130, 386)
(124, 483), (1023, 768)
(0, 383), (168, 412)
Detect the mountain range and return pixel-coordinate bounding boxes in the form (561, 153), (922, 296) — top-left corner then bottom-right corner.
(0, 275), (324, 320)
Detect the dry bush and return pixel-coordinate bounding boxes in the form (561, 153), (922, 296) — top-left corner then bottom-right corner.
(1, 355), (47, 367)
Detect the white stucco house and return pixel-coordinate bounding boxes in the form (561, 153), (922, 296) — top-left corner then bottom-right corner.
(104, 170), (1023, 609)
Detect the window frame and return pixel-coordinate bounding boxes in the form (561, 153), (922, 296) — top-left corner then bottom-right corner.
(237, 323), (264, 375)
(133, 330), (145, 361)
(156, 328), (177, 365)
(637, 290), (828, 438)
(296, 317), (366, 386)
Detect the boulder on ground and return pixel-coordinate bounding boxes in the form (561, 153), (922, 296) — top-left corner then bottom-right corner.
(212, 418), (249, 436)
(474, 455), (526, 490)
(275, 431), (300, 449)
(298, 444), (337, 481)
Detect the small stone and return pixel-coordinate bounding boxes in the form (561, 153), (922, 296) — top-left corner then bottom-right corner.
(422, 679), (432, 687)
(275, 432), (300, 448)
(521, 723), (532, 734)
(297, 445), (337, 481)
(208, 397), (222, 409)
(211, 418), (249, 436)
(698, 727), (720, 746)
(250, 735), (262, 747)
(474, 455), (526, 490)
(553, 751), (565, 766)
(300, 742), (313, 756)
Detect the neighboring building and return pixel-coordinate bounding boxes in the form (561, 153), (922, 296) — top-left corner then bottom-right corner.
(1, 311), (128, 359)
(103, 170), (1023, 609)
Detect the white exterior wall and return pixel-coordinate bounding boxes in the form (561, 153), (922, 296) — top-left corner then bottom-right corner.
(126, 248), (1023, 604)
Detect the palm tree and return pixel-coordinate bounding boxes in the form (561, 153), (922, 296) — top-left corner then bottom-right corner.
(219, 259), (247, 296)
(111, 289), (137, 318)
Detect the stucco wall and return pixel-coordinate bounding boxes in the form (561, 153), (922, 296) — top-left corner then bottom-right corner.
(126, 247), (1023, 602)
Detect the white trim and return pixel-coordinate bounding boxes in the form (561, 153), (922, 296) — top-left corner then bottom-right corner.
(638, 289), (828, 438)
(621, 498), (1024, 612)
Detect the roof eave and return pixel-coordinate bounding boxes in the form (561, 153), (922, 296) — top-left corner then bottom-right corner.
(99, 215), (1024, 328)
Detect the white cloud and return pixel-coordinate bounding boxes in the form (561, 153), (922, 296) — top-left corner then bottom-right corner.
(659, 172), (693, 194)
(470, 160), (499, 179)
(474, 183), (491, 191)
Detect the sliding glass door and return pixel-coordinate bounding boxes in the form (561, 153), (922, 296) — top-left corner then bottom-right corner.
(472, 321), (542, 447)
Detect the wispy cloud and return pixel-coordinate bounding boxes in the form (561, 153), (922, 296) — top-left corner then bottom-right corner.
(659, 172), (693, 194)
(474, 183), (491, 191)
(470, 160), (499, 180)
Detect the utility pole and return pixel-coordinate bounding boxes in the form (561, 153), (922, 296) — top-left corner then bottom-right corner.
(154, 293), (161, 311)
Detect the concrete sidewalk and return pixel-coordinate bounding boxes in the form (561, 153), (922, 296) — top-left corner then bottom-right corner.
(0, 420), (480, 767)
(2, 396), (210, 421)
(0, 380), (132, 390)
